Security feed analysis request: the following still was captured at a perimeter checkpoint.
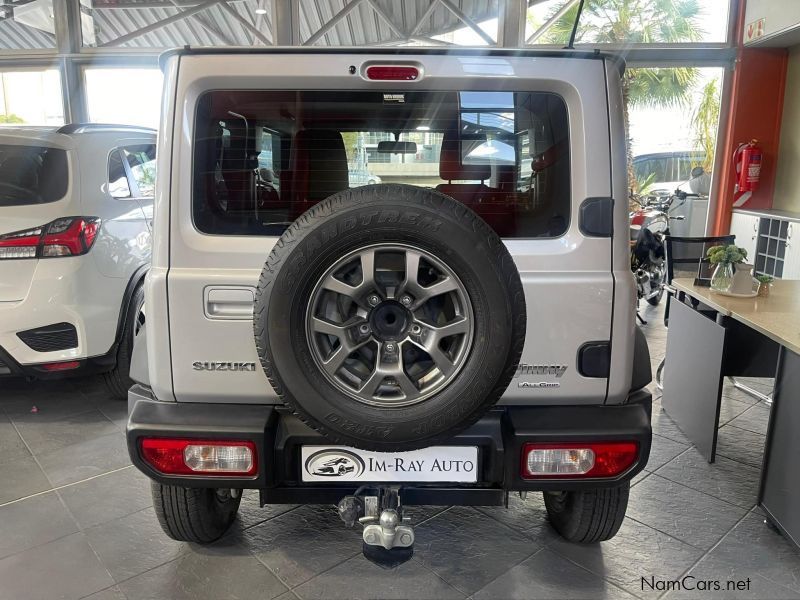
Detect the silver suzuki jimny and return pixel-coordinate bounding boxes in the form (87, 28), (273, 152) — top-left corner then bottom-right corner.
(127, 47), (652, 562)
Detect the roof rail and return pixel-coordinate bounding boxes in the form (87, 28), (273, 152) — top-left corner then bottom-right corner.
(56, 123), (156, 135)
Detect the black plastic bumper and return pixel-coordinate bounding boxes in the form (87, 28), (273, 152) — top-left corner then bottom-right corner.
(127, 385), (652, 505)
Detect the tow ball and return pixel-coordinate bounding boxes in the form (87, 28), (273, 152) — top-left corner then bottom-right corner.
(337, 486), (414, 567)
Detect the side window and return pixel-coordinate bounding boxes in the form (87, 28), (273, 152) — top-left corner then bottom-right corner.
(122, 144), (157, 198)
(108, 149), (132, 198)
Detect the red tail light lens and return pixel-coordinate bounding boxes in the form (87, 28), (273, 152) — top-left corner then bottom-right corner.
(0, 217), (100, 259)
(39, 360), (81, 372)
(365, 65), (419, 81)
(521, 442), (639, 479)
(140, 438), (258, 477)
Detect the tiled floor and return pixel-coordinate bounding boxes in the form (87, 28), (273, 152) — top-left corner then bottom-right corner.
(1, 301), (798, 600)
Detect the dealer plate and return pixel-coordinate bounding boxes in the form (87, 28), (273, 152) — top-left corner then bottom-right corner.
(300, 445), (478, 483)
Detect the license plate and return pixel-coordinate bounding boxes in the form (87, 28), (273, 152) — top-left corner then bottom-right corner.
(300, 445), (479, 483)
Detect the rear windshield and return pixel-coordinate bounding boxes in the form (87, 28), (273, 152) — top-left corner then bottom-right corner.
(192, 90), (570, 238)
(0, 144), (68, 206)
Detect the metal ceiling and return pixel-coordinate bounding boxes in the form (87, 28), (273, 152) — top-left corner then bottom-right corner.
(0, 0), (505, 50)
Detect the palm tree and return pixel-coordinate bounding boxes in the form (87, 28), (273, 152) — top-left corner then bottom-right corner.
(539, 0), (703, 193)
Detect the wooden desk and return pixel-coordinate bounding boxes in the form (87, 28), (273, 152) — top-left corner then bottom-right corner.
(662, 279), (800, 550)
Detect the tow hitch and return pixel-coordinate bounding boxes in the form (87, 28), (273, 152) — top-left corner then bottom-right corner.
(337, 486), (414, 567)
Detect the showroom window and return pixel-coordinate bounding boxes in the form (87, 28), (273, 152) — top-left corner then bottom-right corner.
(0, 68), (63, 126)
(0, 0), (57, 49)
(525, 0), (731, 45)
(192, 90), (570, 238)
(84, 68), (163, 129)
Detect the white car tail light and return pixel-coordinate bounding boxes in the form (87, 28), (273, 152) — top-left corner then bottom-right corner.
(0, 217), (100, 260)
(521, 442), (638, 479)
(140, 438), (258, 477)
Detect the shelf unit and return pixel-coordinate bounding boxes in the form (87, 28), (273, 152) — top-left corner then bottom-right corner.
(755, 217), (790, 278)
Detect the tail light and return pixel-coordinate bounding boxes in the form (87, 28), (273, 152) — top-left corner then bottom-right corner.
(521, 442), (639, 479)
(365, 65), (419, 80)
(0, 217), (100, 260)
(140, 438), (258, 477)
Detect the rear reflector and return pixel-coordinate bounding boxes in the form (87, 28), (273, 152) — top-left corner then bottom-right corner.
(140, 438), (257, 477)
(39, 360), (81, 371)
(521, 442), (638, 479)
(365, 65), (419, 80)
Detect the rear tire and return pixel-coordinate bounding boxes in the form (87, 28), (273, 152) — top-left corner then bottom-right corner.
(103, 283), (145, 400)
(543, 483), (629, 543)
(151, 483), (241, 543)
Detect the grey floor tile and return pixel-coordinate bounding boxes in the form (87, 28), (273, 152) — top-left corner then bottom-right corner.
(721, 386), (762, 407)
(475, 492), (559, 544)
(628, 474), (747, 550)
(631, 469), (651, 487)
(550, 517), (703, 599)
(94, 401), (129, 431)
(2, 388), (96, 420)
(0, 532), (115, 600)
(118, 548), (288, 600)
(473, 548), (636, 600)
(646, 434), (689, 472)
(0, 491), (78, 560)
(12, 409), (119, 456)
(81, 586), (128, 600)
(274, 591), (301, 600)
(36, 430), (130, 487)
(228, 490), (298, 531)
(715, 425), (765, 469)
(655, 449), (761, 509)
(0, 454), (52, 504)
(294, 552), (465, 600)
(727, 402), (771, 435)
(685, 513), (800, 595)
(57, 466), (152, 530)
(664, 572), (800, 600)
(85, 507), (187, 583)
(413, 506), (539, 594)
(244, 504), (363, 588)
(651, 405), (692, 445)
(718, 395), (755, 426)
(0, 413), (31, 465)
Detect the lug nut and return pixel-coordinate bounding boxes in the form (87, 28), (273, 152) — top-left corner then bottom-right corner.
(400, 295), (412, 306)
(411, 324), (421, 335)
(367, 295), (380, 306)
(358, 324), (370, 335)
(384, 343), (396, 353)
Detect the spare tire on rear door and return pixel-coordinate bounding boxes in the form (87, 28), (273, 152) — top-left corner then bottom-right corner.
(253, 184), (525, 451)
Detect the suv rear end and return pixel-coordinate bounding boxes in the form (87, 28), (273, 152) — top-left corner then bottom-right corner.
(0, 126), (154, 394)
(128, 48), (651, 557)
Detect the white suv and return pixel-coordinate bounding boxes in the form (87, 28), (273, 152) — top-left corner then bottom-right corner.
(0, 124), (155, 397)
(127, 49), (652, 561)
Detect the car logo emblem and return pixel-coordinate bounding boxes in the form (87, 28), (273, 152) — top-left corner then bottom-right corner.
(304, 449), (366, 478)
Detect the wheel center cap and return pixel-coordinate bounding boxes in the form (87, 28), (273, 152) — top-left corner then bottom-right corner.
(369, 301), (410, 341)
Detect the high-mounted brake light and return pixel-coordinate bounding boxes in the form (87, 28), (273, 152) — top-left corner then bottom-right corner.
(140, 438), (258, 477)
(0, 217), (101, 260)
(365, 65), (419, 81)
(521, 442), (639, 479)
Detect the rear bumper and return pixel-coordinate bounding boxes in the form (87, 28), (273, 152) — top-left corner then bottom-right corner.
(127, 385), (652, 502)
(0, 344), (117, 379)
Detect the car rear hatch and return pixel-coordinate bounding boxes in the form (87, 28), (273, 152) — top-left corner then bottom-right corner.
(0, 138), (72, 302)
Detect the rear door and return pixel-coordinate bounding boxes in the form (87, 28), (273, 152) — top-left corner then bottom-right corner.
(0, 142), (72, 302)
(163, 52), (615, 405)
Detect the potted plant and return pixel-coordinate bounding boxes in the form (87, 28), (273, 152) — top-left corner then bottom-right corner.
(756, 274), (774, 297)
(707, 245), (748, 292)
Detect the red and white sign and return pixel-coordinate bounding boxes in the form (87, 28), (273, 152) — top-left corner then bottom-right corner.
(745, 18), (766, 43)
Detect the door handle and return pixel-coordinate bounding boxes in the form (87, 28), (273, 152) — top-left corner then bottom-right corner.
(204, 286), (255, 319)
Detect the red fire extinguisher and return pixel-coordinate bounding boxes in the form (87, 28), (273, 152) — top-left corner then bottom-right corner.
(733, 139), (762, 193)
